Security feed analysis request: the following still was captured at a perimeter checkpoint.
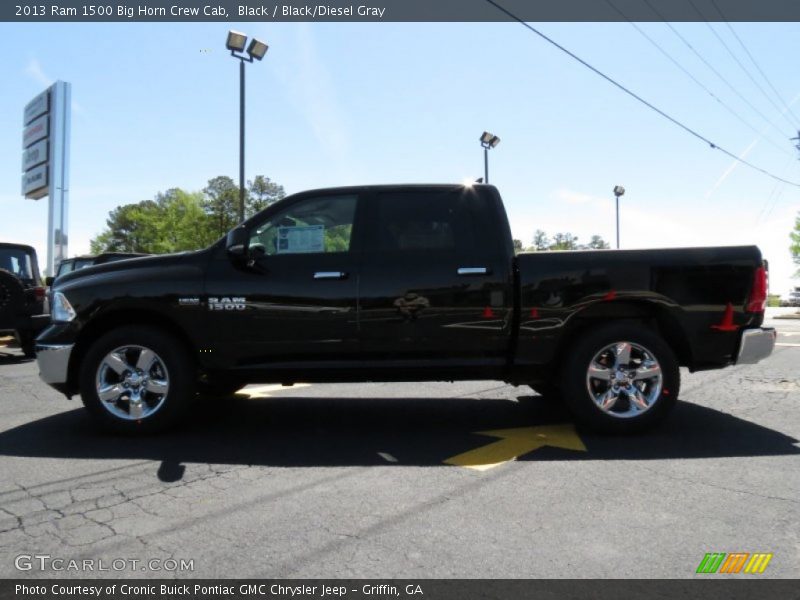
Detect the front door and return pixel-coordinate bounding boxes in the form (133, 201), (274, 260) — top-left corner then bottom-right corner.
(205, 192), (363, 368)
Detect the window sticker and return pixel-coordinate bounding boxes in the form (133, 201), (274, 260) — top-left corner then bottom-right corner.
(276, 225), (325, 254)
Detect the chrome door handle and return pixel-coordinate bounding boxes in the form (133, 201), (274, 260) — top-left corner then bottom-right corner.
(457, 267), (489, 276)
(314, 271), (348, 280)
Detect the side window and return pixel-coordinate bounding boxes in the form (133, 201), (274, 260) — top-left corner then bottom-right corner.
(374, 191), (474, 253)
(249, 195), (358, 256)
(57, 261), (73, 276)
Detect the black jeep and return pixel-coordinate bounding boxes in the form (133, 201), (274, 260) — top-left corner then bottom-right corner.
(0, 243), (49, 357)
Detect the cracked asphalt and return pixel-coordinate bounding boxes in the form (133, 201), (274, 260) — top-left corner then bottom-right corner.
(0, 313), (798, 579)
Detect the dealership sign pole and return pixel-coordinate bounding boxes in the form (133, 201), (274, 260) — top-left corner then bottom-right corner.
(22, 81), (71, 275)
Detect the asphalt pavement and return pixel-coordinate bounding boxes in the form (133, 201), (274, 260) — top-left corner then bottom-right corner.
(0, 311), (798, 578)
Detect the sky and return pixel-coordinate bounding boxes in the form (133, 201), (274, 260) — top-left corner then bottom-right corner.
(1, 20), (799, 294)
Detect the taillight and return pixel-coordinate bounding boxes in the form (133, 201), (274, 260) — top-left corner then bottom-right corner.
(746, 265), (768, 313)
(33, 286), (45, 300)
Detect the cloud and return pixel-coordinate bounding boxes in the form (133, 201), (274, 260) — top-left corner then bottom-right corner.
(705, 89), (800, 200)
(25, 58), (53, 87)
(24, 58), (86, 116)
(704, 138), (759, 200)
(551, 186), (701, 248)
(271, 24), (360, 180)
(553, 188), (610, 207)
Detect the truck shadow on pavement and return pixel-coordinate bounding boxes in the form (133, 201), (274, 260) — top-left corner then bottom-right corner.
(0, 349), (33, 365)
(0, 394), (798, 481)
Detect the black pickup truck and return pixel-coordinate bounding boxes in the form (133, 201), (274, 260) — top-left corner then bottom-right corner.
(36, 184), (775, 434)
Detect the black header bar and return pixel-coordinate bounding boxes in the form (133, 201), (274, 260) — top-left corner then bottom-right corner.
(4, 0), (800, 22)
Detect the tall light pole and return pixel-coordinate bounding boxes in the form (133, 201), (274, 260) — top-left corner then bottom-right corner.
(480, 131), (500, 183)
(226, 30), (269, 223)
(613, 185), (625, 249)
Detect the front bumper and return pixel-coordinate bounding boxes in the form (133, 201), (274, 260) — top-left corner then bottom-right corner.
(36, 343), (73, 385)
(736, 327), (776, 365)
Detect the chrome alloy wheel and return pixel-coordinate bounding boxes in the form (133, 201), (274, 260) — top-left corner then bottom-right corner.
(585, 341), (663, 419)
(94, 345), (170, 420)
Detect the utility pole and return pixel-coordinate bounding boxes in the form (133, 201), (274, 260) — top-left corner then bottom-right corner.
(479, 132), (500, 184)
(793, 131), (800, 159)
(613, 185), (625, 249)
(225, 31), (269, 223)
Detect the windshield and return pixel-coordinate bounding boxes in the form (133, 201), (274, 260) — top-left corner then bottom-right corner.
(57, 258), (96, 277)
(0, 248), (35, 281)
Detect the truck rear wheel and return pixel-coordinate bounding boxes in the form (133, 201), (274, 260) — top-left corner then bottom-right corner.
(559, 323), (679, 433)
(79, 326), (196, 434)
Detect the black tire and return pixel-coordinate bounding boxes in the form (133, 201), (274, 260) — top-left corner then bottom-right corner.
(79, 326), (196, 434)
(559, 322), (680, 434)
(17, 331), (36, 358)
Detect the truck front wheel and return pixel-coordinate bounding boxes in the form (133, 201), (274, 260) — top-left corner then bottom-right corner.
(79, 326), (196, 434)
(559, 323), (680, 433)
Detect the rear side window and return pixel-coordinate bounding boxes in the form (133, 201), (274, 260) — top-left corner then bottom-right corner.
(0, 248), (34, 280)
(373, 191), (476, 253)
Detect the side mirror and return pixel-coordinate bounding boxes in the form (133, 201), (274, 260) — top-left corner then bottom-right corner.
(226, 227), (248, 257)
(45, 276), (54, 287)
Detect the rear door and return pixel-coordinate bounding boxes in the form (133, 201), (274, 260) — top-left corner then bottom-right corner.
(358, 186), (513, 365)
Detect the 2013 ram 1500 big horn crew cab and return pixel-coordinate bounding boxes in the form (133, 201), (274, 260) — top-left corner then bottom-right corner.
(36, 184), (775, 434)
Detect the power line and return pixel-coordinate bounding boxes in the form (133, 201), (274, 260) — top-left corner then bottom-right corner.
(755, 156), (796, 225)
(604, 0), (793, 157)
(639, 0), (792, 142)
(687, 0), (800, 131)
(709, 0), (800, 129)
(482, 0), (800, 188)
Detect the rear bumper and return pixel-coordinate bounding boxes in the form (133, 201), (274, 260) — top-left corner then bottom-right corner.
(36, 343), (73, 385)
(736, 327), (776, 365)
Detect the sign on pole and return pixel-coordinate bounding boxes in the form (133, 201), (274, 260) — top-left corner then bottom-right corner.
(21, 82), (71, 275)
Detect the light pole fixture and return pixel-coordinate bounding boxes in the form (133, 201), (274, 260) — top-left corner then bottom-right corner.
(613, 185), (625, 249)
(226, 30), (269, 223)
(479, 131), (500, 184)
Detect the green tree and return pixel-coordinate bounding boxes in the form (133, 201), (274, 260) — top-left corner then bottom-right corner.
(512, 239), (523, 254)
(549, 232), (579, 251)
(531, 230), (550, 251)
(153, 188), (217, 251)
(203, 176), (241, 239)
(90, 200), (162, 253)
(247, 175), (286, 216)
(791, 212), (800, 274)
(584, 235), (610, 250)
(90, 175), (286, 255)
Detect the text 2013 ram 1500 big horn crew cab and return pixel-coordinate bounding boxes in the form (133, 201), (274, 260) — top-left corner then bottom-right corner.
(36, 184), (775, 434)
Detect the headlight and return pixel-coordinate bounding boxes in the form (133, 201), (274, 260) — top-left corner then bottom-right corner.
(52, 291), (76, 322)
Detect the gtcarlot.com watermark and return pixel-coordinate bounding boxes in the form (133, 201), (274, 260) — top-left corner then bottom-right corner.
(15, 554), (194, 573)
